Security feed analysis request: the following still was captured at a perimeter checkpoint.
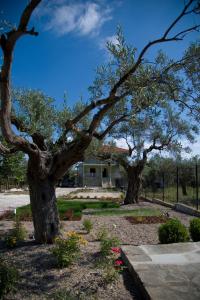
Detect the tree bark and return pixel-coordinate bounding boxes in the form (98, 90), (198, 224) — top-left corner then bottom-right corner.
(180, 181), (187, 196)
(27, 155), (59, 243)
(124, 165), (144, 204)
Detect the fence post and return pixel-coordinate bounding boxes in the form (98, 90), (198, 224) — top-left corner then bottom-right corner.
(162, 172), (165, 202)
(196, 164), (199, 210)
(176, 166), (179, 203)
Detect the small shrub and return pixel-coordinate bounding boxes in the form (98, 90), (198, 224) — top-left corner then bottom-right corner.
(0, 257), (19, 299)
(5, 235), (17, 248)
(12, 219), (27, 241)
(158, 218), (189, 244)
(189, 218), (200, 242)
(51, 231), (87, 268)
(83, 219), (93, 233)
(102, 265), (119, 284)
(96, 227), (108, 241)
(5, 219), (27, 248)
(100, 236), (120, 257)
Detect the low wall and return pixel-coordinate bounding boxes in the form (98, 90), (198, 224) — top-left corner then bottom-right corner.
(175, 203), (200, 217)
(141, 196), (200, 217)
(140, 196), (174, 208)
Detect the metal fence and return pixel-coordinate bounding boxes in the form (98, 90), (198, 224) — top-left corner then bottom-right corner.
(142, 164), (200, 210)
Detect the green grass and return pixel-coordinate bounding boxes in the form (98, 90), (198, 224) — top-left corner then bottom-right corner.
(86, 207), (161, 216)
(16, 199), (120, 220)
(145, 186), (197, 208)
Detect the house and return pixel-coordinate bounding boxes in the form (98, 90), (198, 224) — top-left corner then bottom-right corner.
(77, 145), (128, 188)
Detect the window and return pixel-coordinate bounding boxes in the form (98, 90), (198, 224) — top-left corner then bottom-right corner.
(102, 168), (108, 178)
(90, 168), (96, 177)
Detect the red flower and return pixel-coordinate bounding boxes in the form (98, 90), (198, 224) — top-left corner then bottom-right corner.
(115, 259), (123, 266)
(111, 247), (121, 254)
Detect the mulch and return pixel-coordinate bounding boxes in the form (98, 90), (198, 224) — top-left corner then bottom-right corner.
(125, 215), (170, 224)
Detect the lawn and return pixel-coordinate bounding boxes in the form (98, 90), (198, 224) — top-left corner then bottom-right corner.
(16, 200), (161, 220)
(16, 199), (120, 220)
(87, 207), (161, 216)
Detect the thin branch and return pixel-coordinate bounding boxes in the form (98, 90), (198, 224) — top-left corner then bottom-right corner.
(124, 135), (136, 157)
(10, 114), (47, 150)
(143, 135), (173, 161)
(109, 0), (199, 97)
(163, 0), (193, 38)
(93, 115), (129, 140)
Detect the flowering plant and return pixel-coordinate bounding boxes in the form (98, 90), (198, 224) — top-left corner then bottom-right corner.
(111, 247), (121, 254)
(110, 247), (126, 271)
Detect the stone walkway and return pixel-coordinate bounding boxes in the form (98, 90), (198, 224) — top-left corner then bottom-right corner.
(121, 242), (200, 300)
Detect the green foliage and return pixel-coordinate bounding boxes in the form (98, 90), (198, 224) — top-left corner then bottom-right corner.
(51, 237), (80, 268)
(89, 208), (161, 217)
(50, 289), (78, 300)
(51, 232), (87, 268)
(16, 200), (119, 221)
(100, 236), (120, 257)
(0, 151), (26, 185)
(96, 233), (120, 284)
(102, 264), (119, 284)
(12, 89), (58, 141)
(83, 219), (93, 233)
(97, 227), (108, 241)
(189, 218), (200, 242)
(158, 219), (189, 244)
(0, 257), (19, 299)
(5, 219), (27, 248)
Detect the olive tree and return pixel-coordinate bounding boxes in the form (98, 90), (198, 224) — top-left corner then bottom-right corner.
(102, 43), (200, 204)
(0, 0), (199, 242)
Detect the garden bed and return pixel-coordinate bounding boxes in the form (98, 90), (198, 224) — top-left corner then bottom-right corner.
(125, 215), (170, 224)
(0, 201), (195, 299)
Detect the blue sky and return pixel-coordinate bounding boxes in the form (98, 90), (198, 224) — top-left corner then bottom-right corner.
(0, 0), (199, 155)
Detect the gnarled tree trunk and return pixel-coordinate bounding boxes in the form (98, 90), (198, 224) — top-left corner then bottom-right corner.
(27, 155), (59, 243)
(124, 165), (144, 204)
(28, 177), (59, 243)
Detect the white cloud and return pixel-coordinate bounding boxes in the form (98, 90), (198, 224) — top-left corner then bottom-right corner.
(115, 137), (200, 159)
(181, 137), (200, 158)
(99, 34), (118, 50)
(35, 1), (112, 37)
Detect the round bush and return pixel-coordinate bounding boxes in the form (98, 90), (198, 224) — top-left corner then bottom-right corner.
(189, 218), (200, 242)
(158, 218), (189, 244)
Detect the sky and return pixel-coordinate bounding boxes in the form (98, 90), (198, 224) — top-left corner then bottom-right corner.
(0, 0), (199, 156)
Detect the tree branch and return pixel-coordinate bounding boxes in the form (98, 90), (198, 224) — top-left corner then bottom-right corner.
(0, 0), (41, 155)
(0, 142), (18, 155)
(109, 0), (199, 97)
(93, 115), (129, 140)
(143, 135), (173, 161)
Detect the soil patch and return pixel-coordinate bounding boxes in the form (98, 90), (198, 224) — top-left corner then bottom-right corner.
(125, 215), (170, 224)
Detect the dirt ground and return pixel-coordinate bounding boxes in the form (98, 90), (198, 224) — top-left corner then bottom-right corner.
(0, 201), (195, 300)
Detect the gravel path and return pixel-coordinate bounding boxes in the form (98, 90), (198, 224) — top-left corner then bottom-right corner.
(0, 201), (196, 300)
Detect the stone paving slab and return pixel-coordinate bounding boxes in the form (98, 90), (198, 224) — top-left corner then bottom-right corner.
(121, 242), (200, 300)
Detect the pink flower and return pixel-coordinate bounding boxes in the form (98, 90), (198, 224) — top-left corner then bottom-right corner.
(111, 247), (121, 254)
(115, 259), (123, 266)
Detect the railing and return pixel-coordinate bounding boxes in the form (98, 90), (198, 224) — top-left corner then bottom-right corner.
(142, 164), (200, 210)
